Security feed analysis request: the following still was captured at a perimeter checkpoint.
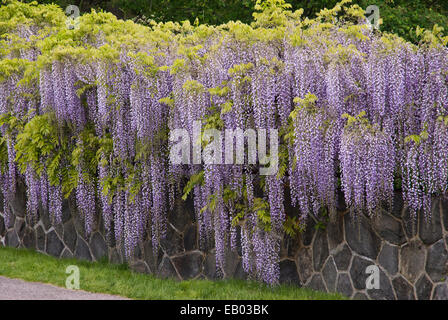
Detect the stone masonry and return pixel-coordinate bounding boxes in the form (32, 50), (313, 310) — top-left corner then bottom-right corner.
(0, 180), (447, 300)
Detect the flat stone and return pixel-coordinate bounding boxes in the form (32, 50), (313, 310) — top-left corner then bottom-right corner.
(5, 213), (15, 229)
(366, 268), (395, 300)
(0, 215), (5, 237)
(392, 276), (415, 300)
(14, 218), (25, 240)
(24, 214), (38, 229)
(296, 247), (313, 283)
(5, 230), (19, 248)
(281, 235), (300, 258)
(286, 237), (300, 258)
(335, 189), (347, 211)
(352, 292), (368, 300)
(391, 192), (404, 218)
(350, 256), (373, 290)
(183, 224), (197, 251)
(326, 217), (344, 250)
(142, 241), (158, 272)
(306, 274), (326, 292)
(22, 228), (36, 249)
(415, 274), (433, 300)
(333, 244), (352, 271)
(204, 252), (218, 280)
(72, 212), (86, 239)
(61, 199), (72, 224)
(372, 213), (406, 245)
(344, 214), (381, 260)
(442, 198), (448, 232)
(301, 216), (316, 246)
(158, 255), (179, 279)
(160, 224), (184, 256)
(378, 243), (399, 276)
(233, 260), (247, 280)
(322, 257), (337, 292)
(63, 220), (77, 253)
(118, 245), (126, 261)
(60, 248), (74, 259)
(402, 208), (418, 239)
(46, 230), (64, 257)
(400, 240), (426, 283)
(90, 232), (108, 262)
(40, 209), (52, 231)
(97, 212), (106, 236)
(74, 236), (92, 261)
(36, 225), (45, 251)
(425, 239), (448, 282)
(130, 261), (150, 274)
(279, 237), (289, 259)
(10, 180), (26, 217)
(109, 248), (123, 264)
(336, 273), (353, 297)
(171, 251), (203, 280)
(313, 230), (329, 271)
(130, 243), (143, 261)
(279, 259), (300, 285)
(221, 250), (240, 278)
(105, 228), (116, 248)
(419, 200), (443, 245)
(169, 197), (195, 232)
(432, 283), (448, 300)
(54, 223), (64, 240)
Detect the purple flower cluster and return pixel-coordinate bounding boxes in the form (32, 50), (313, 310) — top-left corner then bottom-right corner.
(340, 119), (395, 216)
(1, 7), (448, 286)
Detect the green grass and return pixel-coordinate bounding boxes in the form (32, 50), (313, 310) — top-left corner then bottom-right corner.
(0, 247), (346, 300)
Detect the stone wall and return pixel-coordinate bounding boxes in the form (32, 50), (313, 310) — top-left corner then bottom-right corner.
(0, 180), (447, 300)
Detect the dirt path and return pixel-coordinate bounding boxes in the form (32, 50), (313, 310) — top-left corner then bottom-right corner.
(0, 276), (129, 300)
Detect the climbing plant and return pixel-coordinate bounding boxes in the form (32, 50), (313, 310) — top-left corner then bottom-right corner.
(0, 0), (447, 285)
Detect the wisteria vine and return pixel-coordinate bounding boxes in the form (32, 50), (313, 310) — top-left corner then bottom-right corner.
(0, 0), (447, 285)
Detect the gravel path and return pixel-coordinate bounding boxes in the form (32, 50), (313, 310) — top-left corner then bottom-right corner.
(0, 276), (129, 300)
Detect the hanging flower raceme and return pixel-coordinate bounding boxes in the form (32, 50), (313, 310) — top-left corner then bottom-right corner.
(1, 0), (448, 286)
(340, 111), (396, 215)
(289, 94), (338, 219)
(75, 169), (96, 235)
(401, 116), (448, 218)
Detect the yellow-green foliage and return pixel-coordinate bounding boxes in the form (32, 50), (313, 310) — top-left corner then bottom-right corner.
(0, 0), (446, 91)
(0, 0), (446, 206)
